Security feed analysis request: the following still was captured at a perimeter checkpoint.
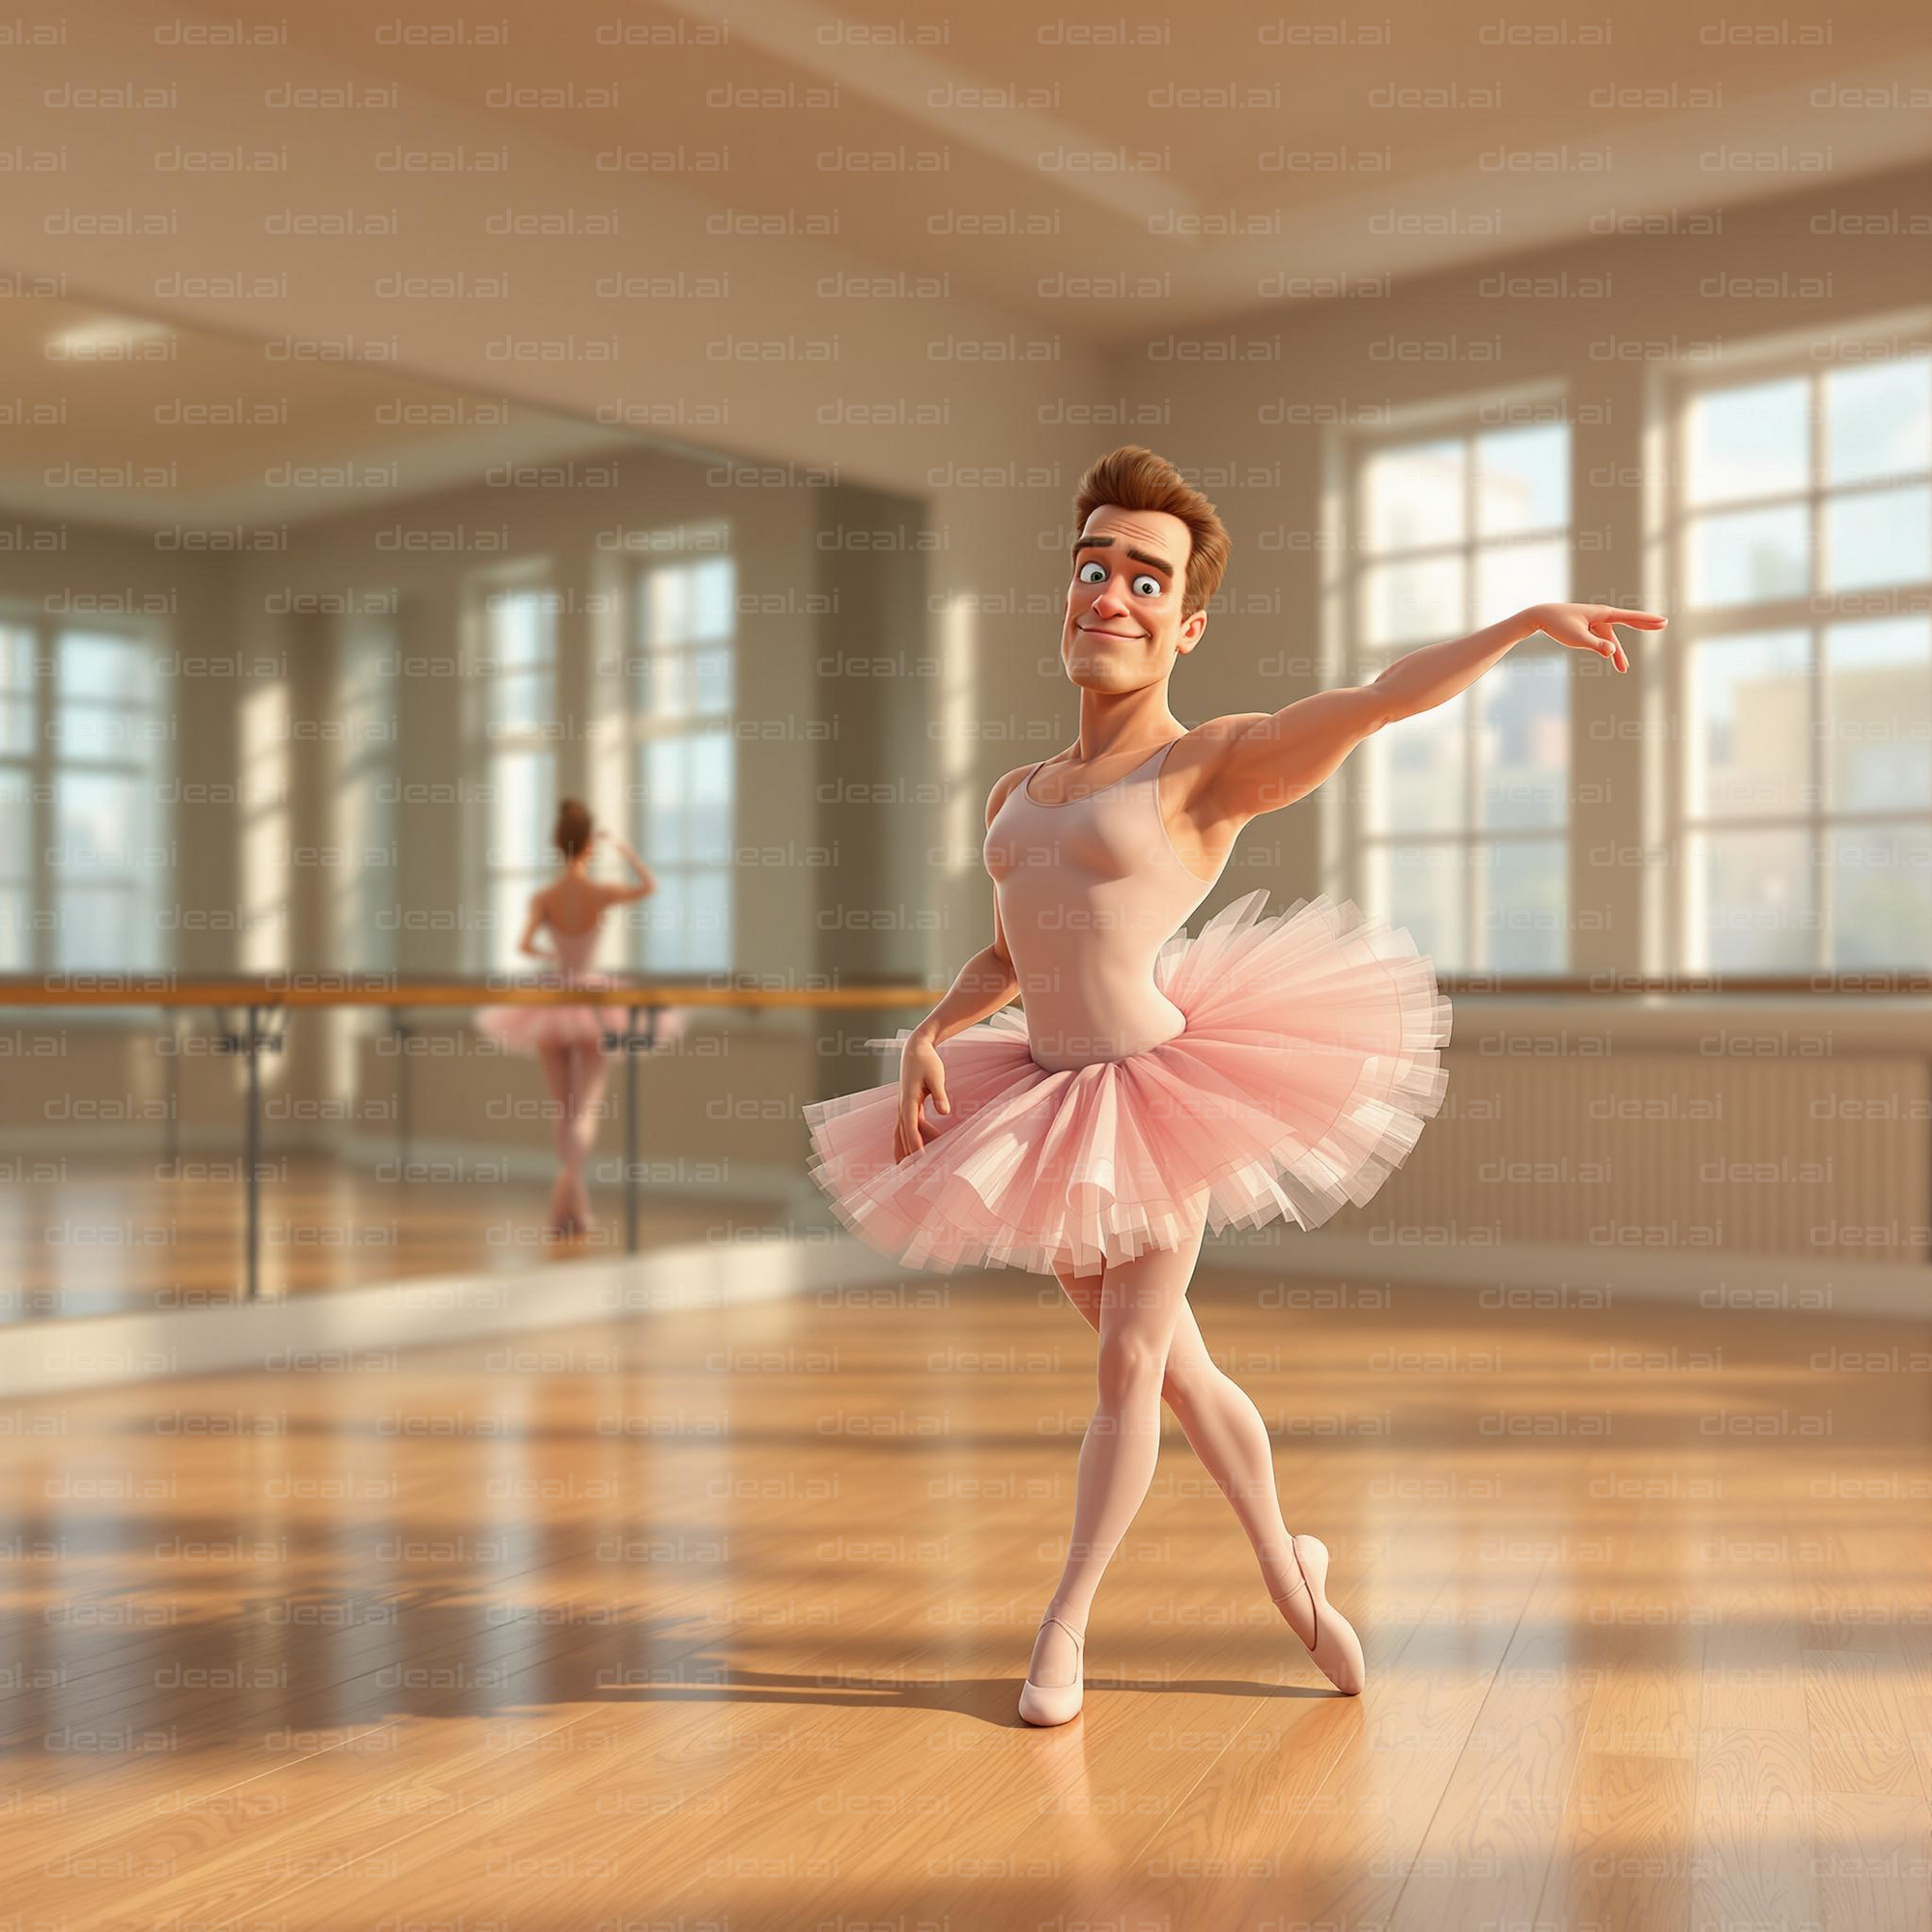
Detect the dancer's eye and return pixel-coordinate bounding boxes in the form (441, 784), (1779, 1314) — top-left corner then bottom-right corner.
(1077, 559), (1106, 584)
(1132, 574), (1161, 598)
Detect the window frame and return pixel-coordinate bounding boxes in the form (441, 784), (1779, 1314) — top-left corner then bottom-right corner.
(1334, 386), (1576, 975)
(329, 610), (401, 977)
(624, 522), (736, 977)
(1658, 320), (1932, 972)
(0, 608), (175, 980)
(463, 560), (559, 976)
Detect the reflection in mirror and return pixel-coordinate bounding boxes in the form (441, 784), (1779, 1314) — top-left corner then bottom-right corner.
(0, 296), (928, 1320)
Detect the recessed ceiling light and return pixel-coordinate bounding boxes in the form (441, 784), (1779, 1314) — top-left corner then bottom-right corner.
(47, 316), (177, 358)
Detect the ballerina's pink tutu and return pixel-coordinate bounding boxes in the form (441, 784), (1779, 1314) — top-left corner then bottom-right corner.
(473, 981), (687, 1056)
(474, 926), (686, 1057)
(803, 889), (1452, 1279)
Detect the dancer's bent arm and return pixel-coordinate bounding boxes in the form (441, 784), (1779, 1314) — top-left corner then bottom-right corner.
(1196, 603), (1666, 822)
(515, 894), (556, 962)
(596, 828), (659, 905)
(892, 772), (1026, 1162)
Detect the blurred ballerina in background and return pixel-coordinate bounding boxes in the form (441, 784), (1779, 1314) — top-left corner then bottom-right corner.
(476, 798), (682, 1237)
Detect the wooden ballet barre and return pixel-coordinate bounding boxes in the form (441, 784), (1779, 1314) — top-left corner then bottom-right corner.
(4, 972), (1932, 1009)
(0, 979), (938, 1009)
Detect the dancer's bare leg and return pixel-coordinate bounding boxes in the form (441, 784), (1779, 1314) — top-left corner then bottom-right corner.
(1026, 1206), (1208, 1692)
(535, 1043), (576, 1230)
(1052, 1263), (1303, 1607)
(567, 1044), (612, 1226)
(1050, 1237), (1363, 1690)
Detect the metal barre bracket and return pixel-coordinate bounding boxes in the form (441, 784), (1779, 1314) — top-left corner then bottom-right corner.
(215, 1010), (287, 1058)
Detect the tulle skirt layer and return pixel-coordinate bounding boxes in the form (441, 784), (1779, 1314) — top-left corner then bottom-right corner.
(474, 975), (685, 1057)
(802, 890), (1452, 1279)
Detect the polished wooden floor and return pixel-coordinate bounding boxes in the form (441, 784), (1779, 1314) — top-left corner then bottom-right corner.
(4, 1264), (1929, 1930)
(0, 1153), (779, 1320)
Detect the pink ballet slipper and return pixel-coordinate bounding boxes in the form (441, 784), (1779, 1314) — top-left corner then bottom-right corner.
(1271, 1533), (1365, 1696)
(1017, 1614), (1085, 1727)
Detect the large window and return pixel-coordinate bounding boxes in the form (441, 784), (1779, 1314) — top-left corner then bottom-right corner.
(630, 528), (734, 974)
(0, 620), (171, 972)
(331, 613), (398, 974)
(468, 570), (557, 974)
(1669, 347), (1932, 970)
(1346, 413), (1573, 973)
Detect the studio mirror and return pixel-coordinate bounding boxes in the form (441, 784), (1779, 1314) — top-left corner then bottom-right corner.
(0, 295), (930, 1321)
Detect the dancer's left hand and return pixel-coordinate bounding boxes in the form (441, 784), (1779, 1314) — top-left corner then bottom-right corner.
(1525, 603), (1665, 674)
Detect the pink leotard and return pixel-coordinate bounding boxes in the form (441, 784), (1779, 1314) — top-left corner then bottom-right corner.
(549, 923), (603, 979)
(806, 731), (1450, 1277)
(985, 737), (1218, 1074)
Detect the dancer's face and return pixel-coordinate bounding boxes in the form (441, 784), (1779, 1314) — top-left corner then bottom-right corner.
(1063, 504), (1208, 694)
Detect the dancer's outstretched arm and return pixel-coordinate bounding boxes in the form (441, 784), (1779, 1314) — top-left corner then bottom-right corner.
(1198, 603), (1666, 819)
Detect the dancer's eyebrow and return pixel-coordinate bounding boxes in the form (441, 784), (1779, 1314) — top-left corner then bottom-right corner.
(1072, 536), (1174, 581)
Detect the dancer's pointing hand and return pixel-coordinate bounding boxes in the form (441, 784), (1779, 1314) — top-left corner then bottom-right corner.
(1525, 603), (1665, 674)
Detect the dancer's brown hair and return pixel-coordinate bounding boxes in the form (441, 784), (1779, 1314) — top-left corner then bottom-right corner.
(1072, 445), (1231, 618)
(554, 798), (593, 860)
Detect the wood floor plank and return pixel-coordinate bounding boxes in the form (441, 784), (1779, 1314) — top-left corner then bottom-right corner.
(1577, 1510), (1710, 1763)
(1693, 1726), (1820, 1932)
(1812, 1790), (1932, 1932)
(1690, 1491), (1822, 1930)
(1538, 1748), (1698, 1932)
(1383, 1510), (1633, 1932)
(1804, 1648), (1925, 1798)
(3, 1265), (1927, 1929)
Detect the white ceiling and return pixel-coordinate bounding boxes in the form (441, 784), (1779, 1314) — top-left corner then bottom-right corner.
(10, 1), (1931, 527)
(0, 296), (635, 528)
(169, 0), (1932, 339)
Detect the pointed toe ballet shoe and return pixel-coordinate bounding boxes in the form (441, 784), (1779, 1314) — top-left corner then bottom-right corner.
(1017, 1614), (1085, 1726)
(1271, 1533), (1366, 1696)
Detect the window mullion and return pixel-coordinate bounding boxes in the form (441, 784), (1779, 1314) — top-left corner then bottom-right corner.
(1347, 446), (1363, 906)
(1463, 431), (1479, 970)
(37, 620), (55, 974)
(1669, 382), (1688, 972)
(1810, 367), (1829, 970)
(645, 564), (661, 974)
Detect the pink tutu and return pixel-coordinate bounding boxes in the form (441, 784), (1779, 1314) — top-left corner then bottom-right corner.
(475, 975), (686, 1057)
(802, 891), (1452, 1278)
